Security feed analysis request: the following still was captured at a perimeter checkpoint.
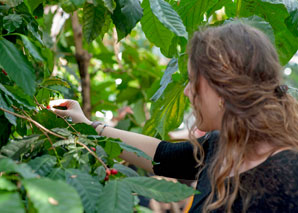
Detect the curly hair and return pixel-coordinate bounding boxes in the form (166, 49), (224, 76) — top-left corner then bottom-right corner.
(187, 22), (298, 212)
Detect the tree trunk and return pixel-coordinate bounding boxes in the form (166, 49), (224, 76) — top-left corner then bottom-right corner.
(71, 12), (92, 119)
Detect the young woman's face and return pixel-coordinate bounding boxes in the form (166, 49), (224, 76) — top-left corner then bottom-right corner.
(184, 61), (224, 131)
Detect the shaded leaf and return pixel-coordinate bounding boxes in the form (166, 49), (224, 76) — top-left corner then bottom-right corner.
(95, 166), (106, 181)
(28, 155), (57, 176)
(20, 35), (44, 62)
(104, 141), (122, 159)
(111, 0), (143, 40)
(0, 0), (23, 7)
(0, 177), (17, 191)
(47, 168), (66, 180)
(113, 164), (139, 177)
(60, 0), (85, 13)
(22, 178), (83, 213)
(123, 176), (198, 202)
(0, 93), (16, 126)
(0, 38), (36, 96)
(3, 14), (22, 32)
(0, 192), (25, 213)
(72, 123), (98, 135)
(65, 169), (103, 213)
(0, 158), (38, 179)
(83, 2), (111, 43)
(97, 180), (133, 213)
(41, 77), (71, 88)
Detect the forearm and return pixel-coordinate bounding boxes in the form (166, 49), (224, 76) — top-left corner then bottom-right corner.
(95, 124), (161, 173)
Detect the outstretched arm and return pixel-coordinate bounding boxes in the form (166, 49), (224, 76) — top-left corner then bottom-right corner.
(49, 99), (161, 173)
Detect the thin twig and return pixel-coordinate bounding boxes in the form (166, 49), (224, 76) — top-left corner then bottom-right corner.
(0, 107), (66, 139)
(76, 140), (108, 170)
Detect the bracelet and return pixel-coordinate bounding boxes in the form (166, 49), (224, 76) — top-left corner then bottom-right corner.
(99, 124), (108, 136)
(91, 121), (103, 129)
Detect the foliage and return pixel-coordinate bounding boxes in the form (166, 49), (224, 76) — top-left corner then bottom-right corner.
(0, 0), (297, 212)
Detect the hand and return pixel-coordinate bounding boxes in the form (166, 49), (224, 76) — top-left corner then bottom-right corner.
(49, 99), (92, 125)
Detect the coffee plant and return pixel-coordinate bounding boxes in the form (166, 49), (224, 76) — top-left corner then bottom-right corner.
(0, 0), (297, 212)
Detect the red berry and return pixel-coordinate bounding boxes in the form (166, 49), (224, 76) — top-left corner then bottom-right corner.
(34, 16), (38, 19)
(105, 169), (111, 176)
(91, 147), (96, 152)
(46, 105), (50, 109)
(111, 168), (118, 175)
(104, 175), (109, 181)
(2, 69), (7, 76)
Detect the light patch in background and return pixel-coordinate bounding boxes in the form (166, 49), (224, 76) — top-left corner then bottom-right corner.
(118, 52), (123, 61)
(115, 78), (122, 85)
(104, 111), (113, 120)
(284, 67), (292, 76)
(179, 122), (185, 129)
(95, 111), (104, 118)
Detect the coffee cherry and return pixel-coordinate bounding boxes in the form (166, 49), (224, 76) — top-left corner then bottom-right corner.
(2, 69), (7, 76)
(104, 175), (109, 181)
(111, 168), (118, 175)
(46, 105), (50, 109)
(91, 147), (96, 152)
(105, 169), (111, 176)
(34, 16), (38, 19)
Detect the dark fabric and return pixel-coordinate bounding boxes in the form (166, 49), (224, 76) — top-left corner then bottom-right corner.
(153, 131), (298, 212)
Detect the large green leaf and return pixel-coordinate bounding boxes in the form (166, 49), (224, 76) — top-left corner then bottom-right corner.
(24, 0), (43, 12)
(97, 180), (133, 213)
(65, 169), (103, 213)
(0, 192), (25, 213)
(141, 0), (175, 57)
(176, 0), (218, 35)
(239, 0), (298, 65)
(113, 164), (139, 177)
(0, 135), (41, 160)
(60, 0), (86, 13)
(123, 176), (198, 202)
(144, 82), (187, 139)
(0, 38), (36, 96)
(0, 177), (17, 191)
(22, 178), (83, 213)
(0, 93), (17, 125)
(47, 168), (66, 180)
(0, 158), (38, 179)
(149, 0), (188, 39)
(286, 9), (298, 37)
(3, 14), (22, 33)
(151, 58), (178, 101)
(104, 140), (122, 158)
(111, 0), (143, 40)
(28, 155), (57, 176)
(83, 2), (111, 43)
(20, 35), (44, 62)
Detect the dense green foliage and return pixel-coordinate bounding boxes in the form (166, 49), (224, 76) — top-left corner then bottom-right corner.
(0, 0), (297, 212)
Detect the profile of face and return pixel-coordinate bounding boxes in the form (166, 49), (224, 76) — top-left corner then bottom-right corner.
(184, 60), (224, 132)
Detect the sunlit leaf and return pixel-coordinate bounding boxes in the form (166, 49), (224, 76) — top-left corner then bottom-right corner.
(0, 192), (25, 213)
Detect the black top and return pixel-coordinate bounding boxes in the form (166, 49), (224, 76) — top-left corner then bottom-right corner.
(153, 131), (298, 212)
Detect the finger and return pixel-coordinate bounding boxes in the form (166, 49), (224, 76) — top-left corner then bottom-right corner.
(49, 99), (71, 108)
(51, 108), (69, 117)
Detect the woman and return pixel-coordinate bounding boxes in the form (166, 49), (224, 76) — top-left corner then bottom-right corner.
(50, 22), (298, 212)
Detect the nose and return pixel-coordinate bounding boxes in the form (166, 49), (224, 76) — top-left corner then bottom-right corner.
(184, 82), (190, 97)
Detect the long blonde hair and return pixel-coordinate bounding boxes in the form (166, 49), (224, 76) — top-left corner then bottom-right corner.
(188, 22), (298, 212)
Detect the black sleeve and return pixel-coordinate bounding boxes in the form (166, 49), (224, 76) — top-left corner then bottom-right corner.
(153, 131), (219, 180)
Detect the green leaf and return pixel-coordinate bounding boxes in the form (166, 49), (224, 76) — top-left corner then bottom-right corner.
(35, 87), (52, 104)
(22, 178), (83, 213)
(41, 77), (70, 88)
(47, 168), (66, 180)
(28, 155), (57, 176)
(149, 0), (187, 39)
(53, 138), (75, 147)
(0, 93), (17, 126)
(151, 58), (178, 101)
(24, 0), (43, 12)
(20, 35), (44, 62)
(3, 14), (22, 33)
(0, 135), (41, 160)
(141, 0), (175, 57)
(104, 140), (122, 158)
(0, 192), (25, 213)
(0, 84), (35, 110)
(72, 123), (98, 135)
(0, 115), (11, 147)
(109, 139), (152, 161)
(0, 0), (23, 7)
(0, 177), (17, 191)
(102, 0), (116, 12)
(123, 177), (198, 202)
(111, 0), (143, 40)
(97, 180), (134, 213)
(113, 163), (139, 177)
(65, 169), (103, 213)
(83, 2), (111, 43)
(60, 0), (86, 13)
(95, 166), (106, 181)
(286, 9), (298, 37)
(0, 158), (38, 179)
(144, 82), (187, 139)
(0, 38), (36, 96)
(176, 0), (218, 35)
